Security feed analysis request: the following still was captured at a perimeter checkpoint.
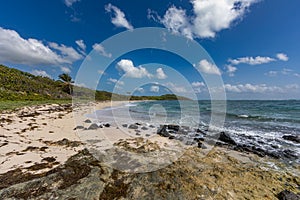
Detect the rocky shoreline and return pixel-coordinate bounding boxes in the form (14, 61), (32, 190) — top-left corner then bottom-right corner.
(0, 102), (299, 199)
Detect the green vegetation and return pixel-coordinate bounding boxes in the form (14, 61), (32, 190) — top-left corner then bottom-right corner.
(0, 64), (190, 111)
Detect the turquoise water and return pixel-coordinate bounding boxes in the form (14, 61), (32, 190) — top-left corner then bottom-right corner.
(92, 100), (300, 163)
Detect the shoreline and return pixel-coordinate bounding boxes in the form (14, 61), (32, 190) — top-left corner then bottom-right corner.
(0, 101), (299, 199)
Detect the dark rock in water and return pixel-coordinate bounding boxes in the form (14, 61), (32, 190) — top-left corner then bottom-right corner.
(169, 135), (175, 140)
(149, 125), (155, 128)
(136, 133), (141, 136)
(282, 149), (298, 159)
(197, 142), (207, 149)
(135, 122), (142, 126)
(122, 124), (128, 128)
(141, 127), (148, 130)
(218, 132), (236, 145)
(135, 130), (141, 133)
(282, 135), (300, 143)
(145, 134), (150, 137)
(194, 137), (205, 142)
(104, 123), (110, 128)
(84, 119), (92, 123)
(88, 123), (98, 130)
(74, 125), (84, 130)
(99, 125), (103, 128)
(196, 128), (206, 135)
(185, 141), (196, 146)
(277, 190), (300, 200)
(168, 124), (179, 131)
(128, 124), (139, 129)
(157, 125), (170, 137)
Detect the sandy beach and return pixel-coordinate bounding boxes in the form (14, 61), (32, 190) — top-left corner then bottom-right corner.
(0, 101), (299, 199)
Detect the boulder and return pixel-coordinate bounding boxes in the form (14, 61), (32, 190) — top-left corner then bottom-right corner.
(282, 135), (300, 143)
(167, 124), (179, 131)
(84, 119), (92, 123)
(277, 190), (300, 200)
(157, 125), (170, 137)
(88, 123), (98, 130)
(218, 132), (236, 145)
(128, 124), (139, 129)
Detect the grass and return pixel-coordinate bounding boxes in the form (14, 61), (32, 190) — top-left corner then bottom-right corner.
(0, 99), (71, 112)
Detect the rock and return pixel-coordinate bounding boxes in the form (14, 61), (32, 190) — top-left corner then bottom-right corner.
(135, 122), (142, 126)
(104, 123), (110, 128)
(185, 141), (196, 145)
(282, 135), (300, 143)
(157, 125), (170, 137)
(149, 125), (155, 128)
(128, 124), (139, 129)
(277, 190), (300, 200)
(218, 132), (236, 145)
(167, 124), (179, 131)
(42, 157), (56, 163)
(141, 127), (148, 130)
(169, 135), (175, 140)
(194, 137), (205, 142)
(196, 128), (206, 135)
(84, 119), (92, 123)
(74, 125), (84, 130)
(136, 133), (141, 136)
(122, 124), (128, 128)
(88, 123), (98, 130)
(145, 134), (150, 137)
(197, 142), (207, 149)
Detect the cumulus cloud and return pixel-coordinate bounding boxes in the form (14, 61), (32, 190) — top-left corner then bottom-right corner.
(116, 59), (152, 78)
(157, 0), (258, 39)
(31, 70), (51, 78)
(150, 85), (160, 93)
(156, 68), (167, 79)
(64, 0), (80, 7)
(224, 83), (285, 93)
(225, 65), (237, 76)
(192, 81), (205, 87)
(197, 59), (221, 75)
(107, 78), (124, 86)
(137, 87), (145, 93)
(276, 53), (289, 61)
(165, 82), (188, 93)
(105, 4), (133, 30)
(75, 39), (86, 51)
(228, 56), (275, 65)
(0, 27), (83, 66)
(60, 66), (71, 74)
(92, 43), (112, 58)
(265, 68), (295, 77)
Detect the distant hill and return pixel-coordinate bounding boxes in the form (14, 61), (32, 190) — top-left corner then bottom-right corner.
(0, 65), (190, 101)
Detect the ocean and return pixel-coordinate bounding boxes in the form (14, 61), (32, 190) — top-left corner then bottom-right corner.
(90, 100), (300, 164)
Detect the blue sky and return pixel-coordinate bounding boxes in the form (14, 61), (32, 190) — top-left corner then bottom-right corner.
(0, 0), (299, 99)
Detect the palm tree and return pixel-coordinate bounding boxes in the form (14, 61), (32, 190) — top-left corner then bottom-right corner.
(58, 73), (73, 95)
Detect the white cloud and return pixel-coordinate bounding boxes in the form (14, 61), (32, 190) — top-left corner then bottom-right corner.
(92, 43), (112, 58)
(105, 4), (133, 30)
(294, 73), (300, 78)
(226, 65), (237, 76)
(229, 56), (275, 65)
(165, 82), (188, 93)
(197, 59), (221, 75)
(64, 0), (80, 7)
(160, 6), (193, 39)
(150, 85), (160, 93)
(98, 70), (106, 75)
(107, 78), (124, 86)
(276, 53), (289, 61)
(225, 83), (285, 93)
(116, 59), (152, 78)
(265, 68), (295, 77)
(157, 0), (258, 39)
(31, 70), (51, 78)
(137, 87), (144, 93)
(0, 27), (83, 66)
(265, 71), (278, 77)
(75, 39), (86, 51)
(60, 66), (71, 74)
(156, 68), (167, 79)
(192, 81), (205, 87)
